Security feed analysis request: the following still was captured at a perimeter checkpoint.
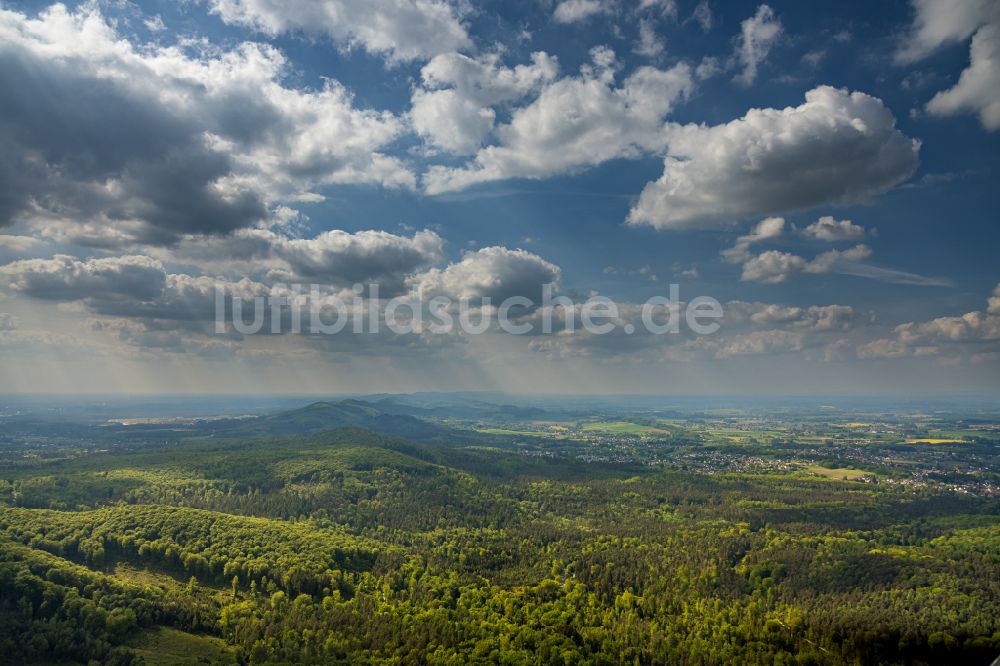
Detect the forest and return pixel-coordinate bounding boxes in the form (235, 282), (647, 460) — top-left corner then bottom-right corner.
(0, 400), (998, 665)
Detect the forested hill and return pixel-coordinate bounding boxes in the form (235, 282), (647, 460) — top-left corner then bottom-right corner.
(0, 408), (998, 664)
(215, 399), (448, 440)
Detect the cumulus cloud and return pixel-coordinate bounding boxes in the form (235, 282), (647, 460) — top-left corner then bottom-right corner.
(798, 216), (868, 242)
(0, 4), (412, 246)
(727, 302), (862, 331)
(0, 253), (278, 339)
(926, 24), (1000, 130)
(208, 0), (471, 62)
(989, 283), (1000, 315)
(0, 255), (167, 302)
(410, 52), (559, 154)
(734, 4), (782, 85)
(858, 283), (1000, 360)
(721, 218), (928, 286)
(410, 90), (497, 156)
(714, 329), (804, 357)
(410, 246), (561, 304)
(627, 86), (920, 230)
(264, 229), (444, 293)
(895, 0), (999, 63)
(423, 48), (693, 193)
(739, 251), (805, 284)
(553, 0), (611, 24)
(803, 244), (873, 274)
(0, 239), (561, 355)
(721, 217), (785, 263)
(156, 228), (444, 294)
(526, 295), (864, 362)
(731, 243), (947, 286)
(896, 0), (1000, 130)
(692, 301), (869, 360)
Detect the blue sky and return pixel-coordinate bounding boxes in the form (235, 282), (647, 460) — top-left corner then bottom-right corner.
(0, 0), (998, 394)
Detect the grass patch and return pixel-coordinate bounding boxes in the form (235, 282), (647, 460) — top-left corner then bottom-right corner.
(476, 427), (550, 437)
(807, 466), (867, 480)
(130, 627), (236, 665)
(581, 421), (670, 435)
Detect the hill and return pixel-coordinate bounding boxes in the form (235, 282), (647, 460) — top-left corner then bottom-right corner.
(211, 399), (446, 440)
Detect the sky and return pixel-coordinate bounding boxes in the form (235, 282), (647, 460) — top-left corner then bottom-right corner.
(0, 0), (998, 395)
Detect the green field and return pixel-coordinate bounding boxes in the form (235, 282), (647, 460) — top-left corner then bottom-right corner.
(806, 465), (868, 480)
(580, 420), (670, 434)
(131, 627), (236, 666)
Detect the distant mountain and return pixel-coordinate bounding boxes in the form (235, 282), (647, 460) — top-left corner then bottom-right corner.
(216, 399), (447, 440)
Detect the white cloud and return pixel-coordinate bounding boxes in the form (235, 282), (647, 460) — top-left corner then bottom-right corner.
(925, 24), (1000, 130)
(989, 283), (1000, 315)
(553, 0), (612, 24)
(695, 56), (722, 79)
(729, 302), (861, 331)
(627, 86), (920, 230)
(733, 4), (782, 85)
(160, 227), (444, 294)
(411, 90), (498, 155)
(0, 255), (166, 301)
(424, 49), (693, 193)
(525, 295), (865, 361)
(208, 0), (472, 62)
(856, 338), (910, 359)
(639, 0), (677, 17)
(859, 284), (1000, 361)
(265, 229), (444, 292)
(143, 14), (165, 32)
(410, 246), (561, 304)
(729, 245), (880, 284)
(798, 216), (867, 242)
(0, 4), (413, 246)
(714, 329), (804, 357)
(721, 216), (785, 263)
(691, 0), (712, 32)
(896, 0), (1000, 131)
(722, 219), (918, 287)
(895, 0), (998, 63)
(0, 235), (42, 253)
(740, 250), (805, 284)
(804, 244), (872, 274)
(410, 52), (559, 154)
(636, 18), (666, 58)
